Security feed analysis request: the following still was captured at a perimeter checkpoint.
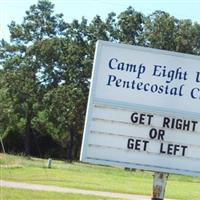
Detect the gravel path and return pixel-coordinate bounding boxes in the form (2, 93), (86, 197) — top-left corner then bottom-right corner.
(1, 180), (151, 200)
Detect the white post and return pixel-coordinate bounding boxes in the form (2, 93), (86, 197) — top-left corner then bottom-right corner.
(152, 172), (169, 200)
(47, 158), (52, 168)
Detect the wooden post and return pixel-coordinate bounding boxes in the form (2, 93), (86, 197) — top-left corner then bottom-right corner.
(152, 172), (169, 200)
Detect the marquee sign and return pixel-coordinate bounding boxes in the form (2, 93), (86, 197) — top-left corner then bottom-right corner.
(80, 40), (200, 176)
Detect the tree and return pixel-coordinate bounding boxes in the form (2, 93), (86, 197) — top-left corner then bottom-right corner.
(0, 1), (90, 159)
(44, 18), (91, 160)
(116, 6), (144, 45)
(0, 0), (67, 155)
(0, 71), (12, 138)
(143, 10), (200, 55)
(143, 10), (178, 50)
(1, 1), (200, 159)
(43, 84), (87, 161)
(193, 23), (200, 55)
(175, 19), (199, 54)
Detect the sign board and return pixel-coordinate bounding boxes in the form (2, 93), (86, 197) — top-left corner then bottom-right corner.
(80, 40), (200, 177)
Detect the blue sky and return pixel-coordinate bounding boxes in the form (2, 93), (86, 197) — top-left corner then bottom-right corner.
(1, 0), (200, 41)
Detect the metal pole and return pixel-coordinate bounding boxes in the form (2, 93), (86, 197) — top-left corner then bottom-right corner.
(152, 172), (169, 200)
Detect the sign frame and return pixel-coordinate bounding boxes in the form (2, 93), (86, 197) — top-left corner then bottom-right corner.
(80, 40), (200, 177)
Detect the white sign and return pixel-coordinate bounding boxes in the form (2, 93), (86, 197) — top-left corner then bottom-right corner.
(80, 40), (200, 176)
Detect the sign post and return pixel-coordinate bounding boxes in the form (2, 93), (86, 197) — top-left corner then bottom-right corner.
(80, 40), (200, 198)
(152, 172), (168, 200)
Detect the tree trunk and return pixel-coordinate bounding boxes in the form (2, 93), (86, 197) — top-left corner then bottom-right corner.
(67, 128), (74, 162)
(24, 103), (33, 155)
(74, 134), (82, 160)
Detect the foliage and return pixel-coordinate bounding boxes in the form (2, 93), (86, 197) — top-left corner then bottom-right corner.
(43, 84), (87, 160)
(143, 10), (178, 50)
(117, 6), (144, 45)
(1, 0), (200, 159)
(143, 10), (200, 54)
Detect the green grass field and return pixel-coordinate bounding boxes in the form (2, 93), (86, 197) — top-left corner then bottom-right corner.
(1, 153), (200, 200)
(1, 187), (120, 200)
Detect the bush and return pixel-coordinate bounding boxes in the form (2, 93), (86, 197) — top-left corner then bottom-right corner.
(1, 129), (25, 153)
(1, 128), (65, 159)
(30, 129), (65, 159)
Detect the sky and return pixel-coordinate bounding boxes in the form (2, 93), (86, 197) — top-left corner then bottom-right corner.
(1, 0), (200, 41)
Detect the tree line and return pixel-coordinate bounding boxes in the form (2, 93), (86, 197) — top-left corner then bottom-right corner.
(0, 0), (200, 161)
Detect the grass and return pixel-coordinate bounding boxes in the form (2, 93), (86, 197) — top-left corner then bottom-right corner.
(1, 187), (120, 200)
(1, 153), (200, 200)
